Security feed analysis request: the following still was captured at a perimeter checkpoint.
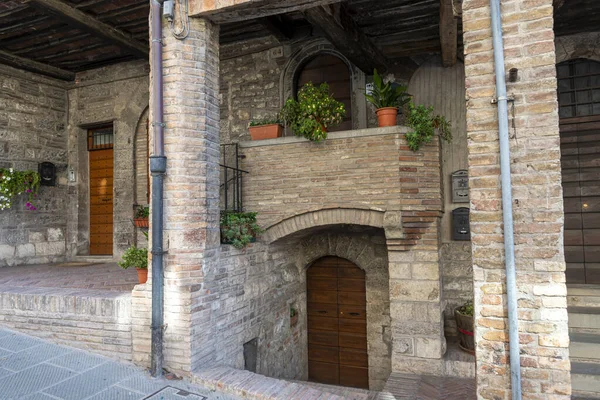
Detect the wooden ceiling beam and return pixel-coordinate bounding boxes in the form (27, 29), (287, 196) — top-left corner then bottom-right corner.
(303, 4), (390, 73)
(439, 0), (458, 67)
(259, 15), (295, 43)
(26, 0), (148, 58)
(0, 48), (74, 80)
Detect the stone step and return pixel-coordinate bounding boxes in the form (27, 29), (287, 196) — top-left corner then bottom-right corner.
(71, 255), (115, 264)
(569, 307), (600, 332)
(572, 361), (600, 397)
(569, 285), (600, 308)
(289, 380), (378, 400)
(570, 333), (600, 361)
(443, 339), (475, 378)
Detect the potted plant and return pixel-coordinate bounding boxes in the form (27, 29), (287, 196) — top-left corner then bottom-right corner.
(118, 245), (148, 284)
(280, 82), (346, 142)
(0, 168), (41, 211)
(290, 307), (298, 327)
(455, 300), (475, 355)
(249, 118), (284, 140)
(133, 205), (149, 228)
(220, 211), (263, 249)
(365, 69), (411, 127)
(405, 102), (453, 151)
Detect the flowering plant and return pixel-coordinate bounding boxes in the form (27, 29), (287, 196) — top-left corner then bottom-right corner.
(0, 168), (41, 211)
(280, 82), (346, 142)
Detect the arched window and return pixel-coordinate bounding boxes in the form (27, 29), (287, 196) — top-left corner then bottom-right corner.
(557, 59), (600, 118)
(295, 54), (353, 132)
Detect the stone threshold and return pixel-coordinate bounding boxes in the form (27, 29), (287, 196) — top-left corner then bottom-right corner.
(239, 126), (409, 148)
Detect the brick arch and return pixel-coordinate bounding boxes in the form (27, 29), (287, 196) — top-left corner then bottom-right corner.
(263, 208), (385, 243)
(555, 32), (600, 63)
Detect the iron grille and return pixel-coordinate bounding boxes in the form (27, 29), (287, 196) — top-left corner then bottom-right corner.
(220, 143), (248, 212)
(557, 58), (600, 118)
(87, 126), (114, 150)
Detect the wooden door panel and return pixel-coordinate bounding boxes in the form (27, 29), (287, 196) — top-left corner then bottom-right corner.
(89, 147), (113, 255)
(339, 366), (369, 389)
(309, 361), (339, 385)
(307, 257), (368, 389)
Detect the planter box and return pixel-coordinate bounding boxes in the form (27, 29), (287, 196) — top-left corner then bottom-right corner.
(455, 309), (475, 355)
(133, 217), (149, 228)
(249, 124), (283, 140)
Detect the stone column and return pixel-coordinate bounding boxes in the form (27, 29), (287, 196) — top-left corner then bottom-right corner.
(463, 0), (571, 398)
(132, 15), (221, 375)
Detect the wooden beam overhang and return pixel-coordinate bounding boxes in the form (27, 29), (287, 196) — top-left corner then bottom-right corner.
(259, 15), (295, 43)
(303, 4), (390, 73)
(439, 0), (458, 67)
(26, 0), (149, 58)
(0, 48), (75, 81)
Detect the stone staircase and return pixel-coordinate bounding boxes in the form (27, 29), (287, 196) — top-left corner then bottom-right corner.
(568, 285), (600, 399)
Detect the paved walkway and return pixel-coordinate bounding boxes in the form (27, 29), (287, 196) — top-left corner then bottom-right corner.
(0, 327), (238, 400)
(0, 262), (137, 293)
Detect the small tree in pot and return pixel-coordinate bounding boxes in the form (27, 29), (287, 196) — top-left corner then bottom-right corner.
(119, 245), (148, 284)
(455, 300), (475, 355)
(365, 69), (411, 127)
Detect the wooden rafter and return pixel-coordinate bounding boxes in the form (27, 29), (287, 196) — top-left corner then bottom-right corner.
(439, 0), (458, 67)
(303, 4), (390, 73)
(259, 15), (295, 42)
(0, 48), (74, 80)
(26, 0), (148, 58)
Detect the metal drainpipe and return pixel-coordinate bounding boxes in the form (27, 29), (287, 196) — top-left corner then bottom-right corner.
(489, 0), (522, 398)
(150, 0), (166, 378)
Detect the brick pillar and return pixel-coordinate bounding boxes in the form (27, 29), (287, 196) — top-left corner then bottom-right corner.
(132, 15), (221, 375)
(463, 0), (571, 398)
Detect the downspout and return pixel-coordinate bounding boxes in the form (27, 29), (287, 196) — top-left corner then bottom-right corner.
(489, 0), (522, 398)
(150, 0), (166, 378)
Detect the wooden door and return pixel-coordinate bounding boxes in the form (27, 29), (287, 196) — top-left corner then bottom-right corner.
(307, 257), (368, 389)
(561, 115), (600, 284)
(88, 127), (114, 255)
(296, 54), (353, 132)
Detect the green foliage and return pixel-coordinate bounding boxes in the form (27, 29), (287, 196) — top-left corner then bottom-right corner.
(365, 69), (411, 110)
(249, 118), (282, 127)
(220, 211), (264, 249)
(135, 205), (149, 218)
(280, 82), (346, 142)
(118, 246), (148, 270)
(0, 168), (41, 211)
(290, 307), (297, 318)
(405, 102), (453, 152)
(457, 301), (474, 317)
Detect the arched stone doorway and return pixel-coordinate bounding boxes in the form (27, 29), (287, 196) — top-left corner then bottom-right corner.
(558, 58), (600, 284)
(307, 256), (368, 389)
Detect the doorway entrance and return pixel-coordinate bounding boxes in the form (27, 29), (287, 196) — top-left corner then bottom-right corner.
(307, 256), (368, 389)
(88, 126), (114, 255)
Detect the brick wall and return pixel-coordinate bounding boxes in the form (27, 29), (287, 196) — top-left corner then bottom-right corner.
(462, 0), (571, 398)
(0, 65), (68, 267)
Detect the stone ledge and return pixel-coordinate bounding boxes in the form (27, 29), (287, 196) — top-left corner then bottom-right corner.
(239, 126), (409, 148)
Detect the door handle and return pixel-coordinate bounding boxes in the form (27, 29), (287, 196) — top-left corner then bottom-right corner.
(318, 310), (327, 314)
(349, 312), (360, 316)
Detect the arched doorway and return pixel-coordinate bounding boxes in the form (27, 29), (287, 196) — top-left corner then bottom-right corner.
(559, 58), (600, 284)
(307, 256), (368, 389)
(295, 54), (353, 132)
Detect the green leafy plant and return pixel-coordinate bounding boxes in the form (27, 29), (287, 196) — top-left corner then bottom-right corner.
(365, 69), (411, 109)
(249, 118), (282, 127)
(0, 168), (41, 211)
(290, 307), (297, 318)
(118, 246), (148, 270)
(456, 300), (474, 317)
(220, 211), (264, 249)
(280, 82), (346, 142)
(135, 205), (149, 218)
(405, 102), (453, 152)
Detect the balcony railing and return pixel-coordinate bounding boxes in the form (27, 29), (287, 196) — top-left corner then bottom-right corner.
(220, 143), (248, 212)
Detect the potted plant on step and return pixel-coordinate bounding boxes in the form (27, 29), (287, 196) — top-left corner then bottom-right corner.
(133, 205), (149, 228)
(220, 211), (264, 249)
(455, 300), (475, 355)
(119, 245), (148, 284)
(249, 118), (284, 140)
(280, 82), (346, 142)
(365, 69), (411, 127)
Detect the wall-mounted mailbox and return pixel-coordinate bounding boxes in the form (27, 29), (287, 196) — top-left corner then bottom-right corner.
(452, 207), (471, 241)
(451, 170), (469, 203)
(38, 162), (56, 186)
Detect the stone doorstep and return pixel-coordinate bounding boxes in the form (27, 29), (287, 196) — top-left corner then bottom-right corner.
(572, 361), (600, 396)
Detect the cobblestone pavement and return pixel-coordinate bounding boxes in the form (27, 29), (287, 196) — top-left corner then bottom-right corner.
(0, 327), (238, 400)
(0, 263), (137, 292)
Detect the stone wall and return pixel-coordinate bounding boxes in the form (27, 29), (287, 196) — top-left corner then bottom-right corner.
(462, 0), (571, 398)
(66, 61), (149, 258)
(0, 65), (68, 267)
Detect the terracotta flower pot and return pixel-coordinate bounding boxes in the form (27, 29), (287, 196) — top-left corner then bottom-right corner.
(455, 309), (475, 355)
(249, 124), (283, 140)
(136, 268), (148, 284)
(376, 107), (398, 127)
(133, 217), (149, 228)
